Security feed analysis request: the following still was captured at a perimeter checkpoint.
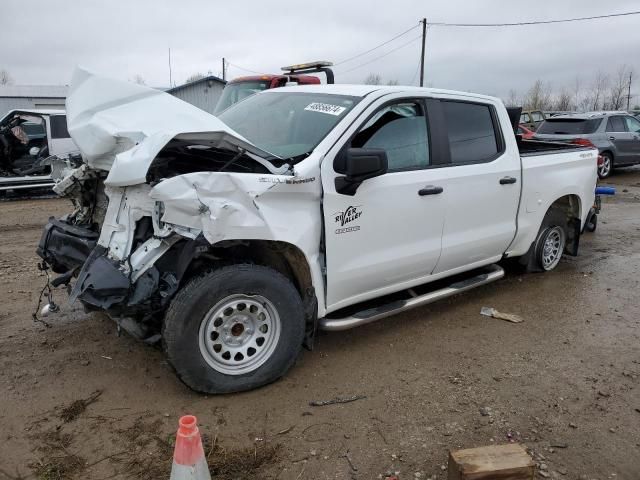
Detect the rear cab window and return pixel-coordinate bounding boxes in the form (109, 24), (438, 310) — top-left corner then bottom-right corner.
(537, 118), (602, 135)
(440, 101), (503, 164)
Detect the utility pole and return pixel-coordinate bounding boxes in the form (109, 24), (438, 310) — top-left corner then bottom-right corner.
(222, 57), (226, 81)
(168, 47), (173, 87)
(627, 70), (632, 111)
(419, 18), (427, 87)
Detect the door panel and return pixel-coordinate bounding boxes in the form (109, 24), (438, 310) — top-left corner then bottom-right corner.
(321, 98), (445, 311)
(432, 159), (520, 273)
(323, 170), (446, 310)
(432, 100), (520, 274)
(606, 116), (633, 162)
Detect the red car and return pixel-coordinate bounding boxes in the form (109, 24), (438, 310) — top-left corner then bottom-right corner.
(517, 124), (536, 139)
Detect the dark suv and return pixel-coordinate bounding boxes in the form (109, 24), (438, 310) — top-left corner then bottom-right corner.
(534, 112), (640, 178)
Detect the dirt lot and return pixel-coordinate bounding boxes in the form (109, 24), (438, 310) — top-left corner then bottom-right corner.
(0, 171), (639, 480)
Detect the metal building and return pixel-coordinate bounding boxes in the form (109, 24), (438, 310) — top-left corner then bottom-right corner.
(167, 75), (226, 115)
(0, 85), (68, 116)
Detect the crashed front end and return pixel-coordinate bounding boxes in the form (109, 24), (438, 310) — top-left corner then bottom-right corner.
(36, 68), (317, 341)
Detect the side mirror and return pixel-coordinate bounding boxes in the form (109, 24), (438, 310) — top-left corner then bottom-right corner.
(334, 147), (388, 195)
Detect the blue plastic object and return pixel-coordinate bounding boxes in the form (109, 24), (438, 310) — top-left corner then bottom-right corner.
(595, 186), (616, 195)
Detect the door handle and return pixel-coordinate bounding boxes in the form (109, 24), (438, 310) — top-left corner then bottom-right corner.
(418, 185), (443, 196)
(499, 176), (517, 185)
(609, 136), (616, 141)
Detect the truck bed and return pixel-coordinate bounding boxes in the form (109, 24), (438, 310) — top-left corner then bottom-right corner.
(518, 138), (589, 157)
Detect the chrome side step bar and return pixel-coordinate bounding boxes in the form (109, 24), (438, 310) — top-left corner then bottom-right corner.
(319, 264), (505, 331)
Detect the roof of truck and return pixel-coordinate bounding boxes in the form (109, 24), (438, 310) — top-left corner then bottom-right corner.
(264, 83), (500, 102)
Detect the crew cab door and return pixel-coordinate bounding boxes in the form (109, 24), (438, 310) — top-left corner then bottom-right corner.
(605, 115), (636, 163)
(321, 97), (447, 312)
(428, 98), (520, 274)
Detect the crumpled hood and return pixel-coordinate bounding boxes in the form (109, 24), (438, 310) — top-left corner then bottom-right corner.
(66, 67), (275, 186)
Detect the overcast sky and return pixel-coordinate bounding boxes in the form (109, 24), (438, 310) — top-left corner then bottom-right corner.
(2, 0), (640, 100)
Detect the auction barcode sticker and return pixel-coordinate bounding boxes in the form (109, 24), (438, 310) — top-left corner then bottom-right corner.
(304, 102), (347, 116)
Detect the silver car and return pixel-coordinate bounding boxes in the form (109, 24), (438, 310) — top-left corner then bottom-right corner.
(535, 112), (640, 178)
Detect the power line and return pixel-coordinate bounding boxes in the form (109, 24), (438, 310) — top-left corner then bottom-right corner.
(225, 61), (264, 75)
(334, 23), (420, 66)
(337, 35), (422, 75)
(427, 10), (640, 27)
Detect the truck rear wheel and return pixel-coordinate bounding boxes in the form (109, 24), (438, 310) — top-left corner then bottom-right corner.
(163, 264), (305, 393)
(535, 225), (566, 271)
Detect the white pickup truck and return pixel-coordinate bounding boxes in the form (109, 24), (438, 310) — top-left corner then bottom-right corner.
(38, 69), (597, 393)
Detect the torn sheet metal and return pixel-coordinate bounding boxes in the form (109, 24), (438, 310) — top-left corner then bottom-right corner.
(150, 171), (321, 246)
(65, 67), (277, 186)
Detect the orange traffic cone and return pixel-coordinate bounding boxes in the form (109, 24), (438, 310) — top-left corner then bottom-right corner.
(170, 415), (211, 480)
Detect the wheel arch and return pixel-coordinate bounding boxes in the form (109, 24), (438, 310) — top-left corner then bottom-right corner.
(181, 239), (320, 345)
(544, 194), (582, 256)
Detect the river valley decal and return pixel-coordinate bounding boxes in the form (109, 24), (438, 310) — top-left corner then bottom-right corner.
(334, 205), (362, 234)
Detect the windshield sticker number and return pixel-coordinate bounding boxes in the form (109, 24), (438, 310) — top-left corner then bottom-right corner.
(304, 103), (347, 116)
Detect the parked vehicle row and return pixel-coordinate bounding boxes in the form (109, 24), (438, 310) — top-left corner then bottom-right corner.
(37, 69), (597, 393)
(534, 112), (640, 178)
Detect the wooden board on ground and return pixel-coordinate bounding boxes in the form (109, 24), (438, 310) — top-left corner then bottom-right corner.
(448, 443), (534, 480)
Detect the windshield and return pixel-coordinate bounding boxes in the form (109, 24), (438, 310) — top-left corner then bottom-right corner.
(537, 118), (602, 135)
(214, 81), (270, 114)
(218, 92), (359, 159)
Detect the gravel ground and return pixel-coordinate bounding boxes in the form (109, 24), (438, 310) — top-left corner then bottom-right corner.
(0, 170), (639, 480)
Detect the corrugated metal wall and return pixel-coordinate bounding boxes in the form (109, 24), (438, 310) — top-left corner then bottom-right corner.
(169, 81), (225, 115)
(0, 97), (66, 116)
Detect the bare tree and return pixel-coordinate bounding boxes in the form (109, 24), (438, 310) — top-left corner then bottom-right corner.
(363, 73), (381, 85)
(132, 74), (146, 85)
(554, 88), (573, 111)
(585, 71), (609, 111)
(0, 69), (13, 85)
(386, 79), (399, 86)
(185, 72), (206, 83)
(504, 89), (520, 107)
(523, 80), (552, 110)
(605, 65), (632, 110)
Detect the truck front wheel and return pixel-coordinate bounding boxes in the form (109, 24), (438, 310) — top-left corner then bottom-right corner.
(163, 264), (305, 393)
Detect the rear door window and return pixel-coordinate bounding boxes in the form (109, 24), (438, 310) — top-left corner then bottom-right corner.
(606, 116), (627, 133)
(441, 101), (501, 164)
(537, 118), (602, 135)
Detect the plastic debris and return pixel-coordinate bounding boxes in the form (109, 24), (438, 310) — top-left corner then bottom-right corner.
(480, 307), (524, 323)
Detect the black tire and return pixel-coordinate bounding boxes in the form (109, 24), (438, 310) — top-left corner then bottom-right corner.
(598, 152), (613, 179)
(163, 264), (305, 394)
(533, 224), (566, 272)
(520, 212), (568, 273)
